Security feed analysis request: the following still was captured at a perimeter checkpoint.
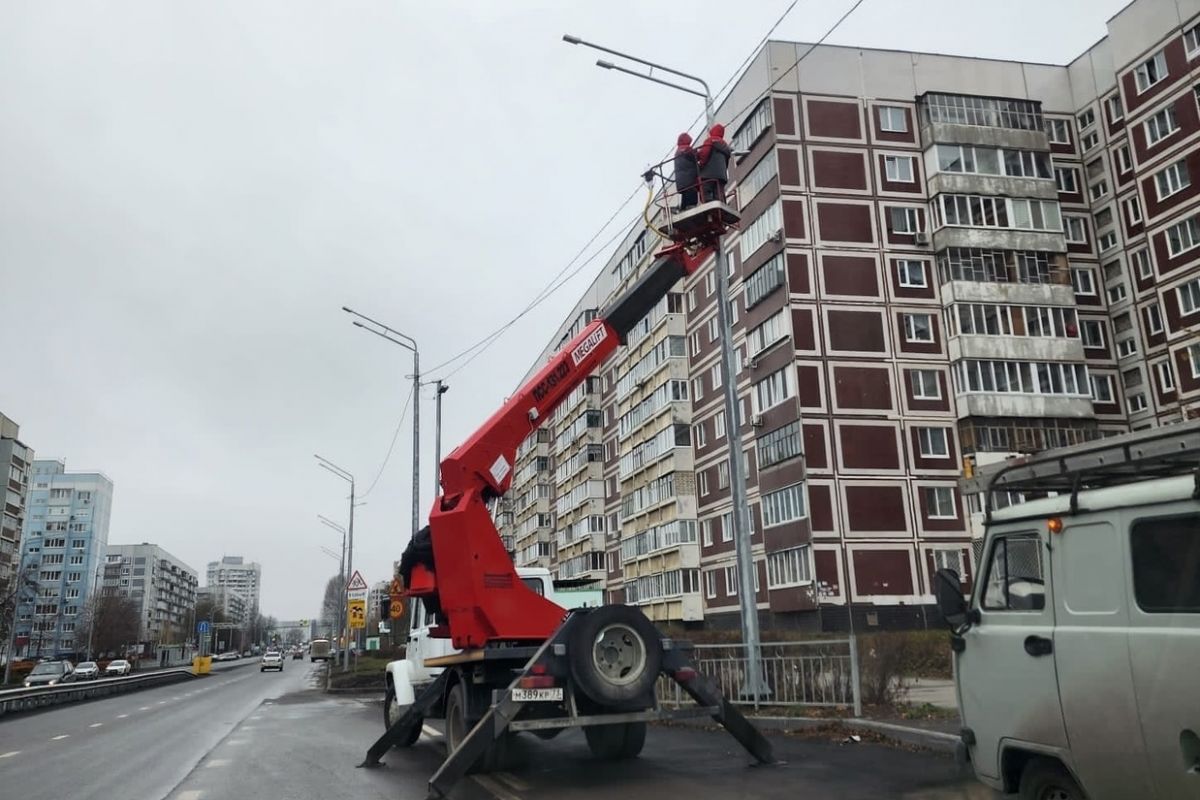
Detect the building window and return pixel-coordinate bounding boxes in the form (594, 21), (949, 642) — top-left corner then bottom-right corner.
(1045, 118), (1070, 144)
(1054, 167), (1078, 193)
(704, 570), (717, 598)
(903, 313), (934, 343)
(1132, 248), (1153, 279)
(888, 206), (920, 233)
(739, 201), (782, 259)
(1125, 196), (1143, 226)
(1189, 343), (1200, 378)
(884, 155), (915, 182)
(724, 566), (738, 596)
(1145, 106), (1179, 145)
(743, 253), (785, 309)
(738, 152), (778, 205)
(1129, 392), (1148, 412)
(748, 308), (789, 357)
(762, 483), (806, 528)
(693, 422), (707, 448)
(1117, 145), (1133, 173)
(879, 105), (907, 132)
(704, 271), (716, 297)
(1090, 373), (1115, 403)
(911, 369), (941, 400)
(710, 363), (723, 391)
(926, 486), (957, 519)
(697, 471), (710, 496)
(1098, 231), (1118, 252)
(689, 331), (701, 358)
(1077, 108), (1095, 130)
(1134, 50), (1168, 94)
(1178, 277), (1200, 316)
(691, 376), (704, 400)
(1089, 179), (1109, 201)
(717, 461), (730, 490)
(714, 410), (726, 438)
(1155, 159), (1191, 200)
(707, 316), (719, 343)
(1064, 216), (1087, 243)
(1117, 336), (1137, 357)
(1185, 23), (1200, 59)
(1081, 130), (1100, 151)
(752, 366), (794, 414)
(896, 260), (926, 288)
(767, 546), (812, 589)
(917, 427), (949, 458)
(1156, 360), (1175, 392)
(1147, 303), (1165, 334)
(1107, 94), (1124, 122)
(1108, 283), (1128, 305)
(1071, 268), (1097, 295)
(1080, 319), (1106, 348)
(757, 421), (802, 468)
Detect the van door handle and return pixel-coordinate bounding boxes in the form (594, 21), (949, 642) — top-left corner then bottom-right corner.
(1024, 635), (1053, 656)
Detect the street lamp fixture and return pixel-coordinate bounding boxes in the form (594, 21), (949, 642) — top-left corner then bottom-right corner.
(315, 454), (355, 672)
(564, 34), (765, 701)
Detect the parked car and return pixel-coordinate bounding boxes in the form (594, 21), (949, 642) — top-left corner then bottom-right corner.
(23, 660), (76, 688)
(213, 651), (239, 661)
(104, 659), (132, 676)
(74, 661), (101, 680)
(260, 651), (284, 672)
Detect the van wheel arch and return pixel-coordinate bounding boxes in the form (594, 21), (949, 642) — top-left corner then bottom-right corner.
(1004, 750), (1083, 799)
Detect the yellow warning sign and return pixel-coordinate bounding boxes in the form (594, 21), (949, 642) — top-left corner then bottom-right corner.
(348, 598), (366, 629)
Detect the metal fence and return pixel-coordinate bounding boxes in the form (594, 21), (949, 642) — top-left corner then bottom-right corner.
(657, 638), (861, 715)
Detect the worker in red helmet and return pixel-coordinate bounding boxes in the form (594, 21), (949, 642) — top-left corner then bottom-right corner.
(673, 132), (700, 211)
(697, 123), (732, 202)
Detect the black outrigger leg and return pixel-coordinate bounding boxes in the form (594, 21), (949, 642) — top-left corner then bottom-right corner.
(359, 670), (451, 768)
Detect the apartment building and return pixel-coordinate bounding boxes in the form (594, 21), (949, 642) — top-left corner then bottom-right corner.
(197, 585), (248, 624)
(206, 556), (261, 614)
(15, 460), (114, 656)
(0, 413), (33, 603)
(103, 543), (198, 645)
(499, 0), (1200, 631)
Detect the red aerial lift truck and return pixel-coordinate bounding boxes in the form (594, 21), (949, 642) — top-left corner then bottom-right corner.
(361, 191), (775, 799)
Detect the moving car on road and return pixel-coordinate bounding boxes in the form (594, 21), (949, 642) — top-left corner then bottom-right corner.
(104, 659), (132, 676)
(74, 661), (100, 680)
(23, 660), (76, 688)
(291, 648), (302, 660)
(260, 651), (284, 672)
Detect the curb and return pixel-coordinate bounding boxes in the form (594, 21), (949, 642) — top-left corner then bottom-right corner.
(671, 713), (960, 753)
(325, 687), (386, 695)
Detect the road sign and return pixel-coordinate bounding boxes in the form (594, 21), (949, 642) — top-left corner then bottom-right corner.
(389, 577), (403, 595)
(347, 598), (366, 629)
(389, 596), (406, 619)
(197, 620), (210, 634)
(346, 570), (368, 593)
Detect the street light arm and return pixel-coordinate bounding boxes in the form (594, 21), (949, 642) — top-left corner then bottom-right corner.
(597, 60), (708, 99)
(317, 462), (353, 485)
(351, 321), (417, 354)
(318, 515), (346, 534)
(564, 33), (711, 99)
(344, 306), (418, 351)
(315, 454), (354, 482)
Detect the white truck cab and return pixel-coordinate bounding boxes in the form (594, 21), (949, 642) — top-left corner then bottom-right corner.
(937, 427), (1200, 800)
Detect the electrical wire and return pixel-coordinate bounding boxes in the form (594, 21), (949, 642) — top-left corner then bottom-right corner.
(359, 381), (415, 499)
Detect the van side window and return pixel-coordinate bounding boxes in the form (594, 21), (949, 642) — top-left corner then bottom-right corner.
(521, 577), (545, 596)
(982, 534), (1045, 611)
(1131, 515), (1200, 613)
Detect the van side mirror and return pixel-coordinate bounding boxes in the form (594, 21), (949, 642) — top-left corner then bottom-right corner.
(934, 568), (971, 631)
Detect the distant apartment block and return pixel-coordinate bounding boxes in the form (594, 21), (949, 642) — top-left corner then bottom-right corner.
(497, 0), (1200, 631)
(15, 459), (113, 656)
(206, 556), (261, 615)
(0, 413), (33, 603)
(103, 543), (198, 644)
(197, 585), (248, 624)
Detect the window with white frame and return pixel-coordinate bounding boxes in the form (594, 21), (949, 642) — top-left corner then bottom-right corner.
(1064, 216), (1087, 243)
(714, 410), (726, 438)
(1045, 118), (1070, 144)
(1155, 159), (1191, 200)
(896, 260), (926, 288)
(705, 271), (716, 296)
(1132, 248), (1153, 279)
(1134, 50), (1168, 93)
(1082, 131), (1100, 151)
(1145, 106), (1179, 145)
(884, 155), (915, 182)
(1129, 392), (1148, 412)
(926, 486), (957, 519)
(724, 565), (738, 596)
(1178, 277), (1200, 315)
(903, 313), (934, 343)
(1091, 373), (1115, 403)
(707, 316), (719, 342)
(748, 308), (789, 357)
(933, 548), (965, 576)
(1167, 216), (1200, 257)
(691, 376), (704, 400)
(762, 482), (806, 528)
(1189, 343), (1200, 378)
(1073, 267), (1097, 295)
(1054, 167), (1078, 193)
(1077, 108), (1095, 130)
(1117, 336), (1137, 357)
(1107, 94), (1124, 122)
(693, 422), (707, 448)
(911, 369), (941, 400)
(767, 546), (812, 588)
(879, 105), (907, 132)
(1156, 360), (1176, 392)
(1147, 302), (1165, 334)
(956, 360), (1091, 396)
(740, 201), (783, 259)
(1125, 196), (1143, 225)
(737, 152), (778, 205)
(701, 519), (713, 546)
(1090, 179), (1109, 201)
(717, 461), (729, 490)
(697, 470), (710, 496)
(704, 570), (716, 598)
(710, 363), (723, 391)
(917, 427), (949, 458)
(889, 206), (920, 233)
(1098, 231), (1118, 252)
(753, 366), (794, 413)
(1186, 23), (1200, 58)
(1108, 283), (1128, 304)
(1117, 145), (1133, 173)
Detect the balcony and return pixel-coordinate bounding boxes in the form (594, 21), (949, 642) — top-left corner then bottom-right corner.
(951, 335), (1085, 363)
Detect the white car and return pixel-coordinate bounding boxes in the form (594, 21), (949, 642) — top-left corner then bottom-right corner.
(74, 661), (101, 680)
(105, 659), (132, 676)
(260, 651), (284, 672)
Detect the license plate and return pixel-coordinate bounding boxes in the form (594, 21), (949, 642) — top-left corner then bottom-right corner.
(511, 687), (563, 702)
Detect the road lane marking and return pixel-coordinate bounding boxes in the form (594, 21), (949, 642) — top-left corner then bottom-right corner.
(205, 759), (231, 768)
(496, 773), (530, 792)
(249, 715), (262, 720)
(224, 739), (247, 746)
(0, 751), (20, 758)
(177, 791), (204, 800)
(51, 735), (69, 740)
(157, 700), (167, 705)
(172, 696), (181, 700)
(139, 706), (151, 711)
(422, 724), (441, 738)
(472, 775), (523, 800)
(89, 723), (103, 728)
(117, 714), (129, 719)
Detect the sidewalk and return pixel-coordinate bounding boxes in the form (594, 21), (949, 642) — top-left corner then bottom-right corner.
(904, 676), (957, 710)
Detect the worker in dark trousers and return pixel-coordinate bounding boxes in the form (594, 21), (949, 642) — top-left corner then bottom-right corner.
(673, 132), (700, 211)
(697, 123), (732, 202)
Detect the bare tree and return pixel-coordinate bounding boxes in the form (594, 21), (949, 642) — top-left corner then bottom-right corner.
(0, 564), (37, 652)
(78, 593), (140, 658)
(321, 573), (344, 632)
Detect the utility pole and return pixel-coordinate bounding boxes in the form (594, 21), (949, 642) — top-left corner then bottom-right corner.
(316, 455), (355, 673)
(433, 381), (449, 497)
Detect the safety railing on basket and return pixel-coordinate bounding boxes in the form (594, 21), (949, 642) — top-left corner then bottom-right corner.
(657, 638), (861, 711)
(641, 158), (737, 244)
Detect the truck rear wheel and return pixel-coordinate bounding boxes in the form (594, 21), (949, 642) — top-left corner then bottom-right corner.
(383, 686), (422, 747)
(584, 721), (647, 759)
(446, 682), (509, 772)
(1018, 757), (1085, 800)
(568, 606), (661, 707)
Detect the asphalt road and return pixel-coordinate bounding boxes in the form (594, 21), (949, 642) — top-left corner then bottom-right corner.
(0, 658), (304, 800)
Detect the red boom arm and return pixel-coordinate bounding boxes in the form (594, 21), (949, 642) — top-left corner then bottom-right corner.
(414, 208), (732, 649)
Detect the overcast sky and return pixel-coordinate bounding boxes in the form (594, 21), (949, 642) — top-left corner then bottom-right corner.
(0, 0), (1130, 618)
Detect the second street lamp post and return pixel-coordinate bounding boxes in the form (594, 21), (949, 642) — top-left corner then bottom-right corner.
(316, 455), (355, 672)
(430, 380), (449, 497)
(318, 514), (348, 667)
(564, 34), (765, 700)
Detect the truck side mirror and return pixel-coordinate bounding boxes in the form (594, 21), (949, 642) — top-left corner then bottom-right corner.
(934, 568), (970, 631)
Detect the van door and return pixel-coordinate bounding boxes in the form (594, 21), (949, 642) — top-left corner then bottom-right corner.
(1127, 512), (1200, 800)
(1051, 519), (1153, 799)
(958, 530), (1067, 781)
(406, 600), (428, 684)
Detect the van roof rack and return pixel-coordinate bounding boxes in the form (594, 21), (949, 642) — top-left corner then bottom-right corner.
(964, 420), (1200, 519)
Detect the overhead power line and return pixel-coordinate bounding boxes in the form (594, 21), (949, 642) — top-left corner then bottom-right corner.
(359, 381), (415, 499)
